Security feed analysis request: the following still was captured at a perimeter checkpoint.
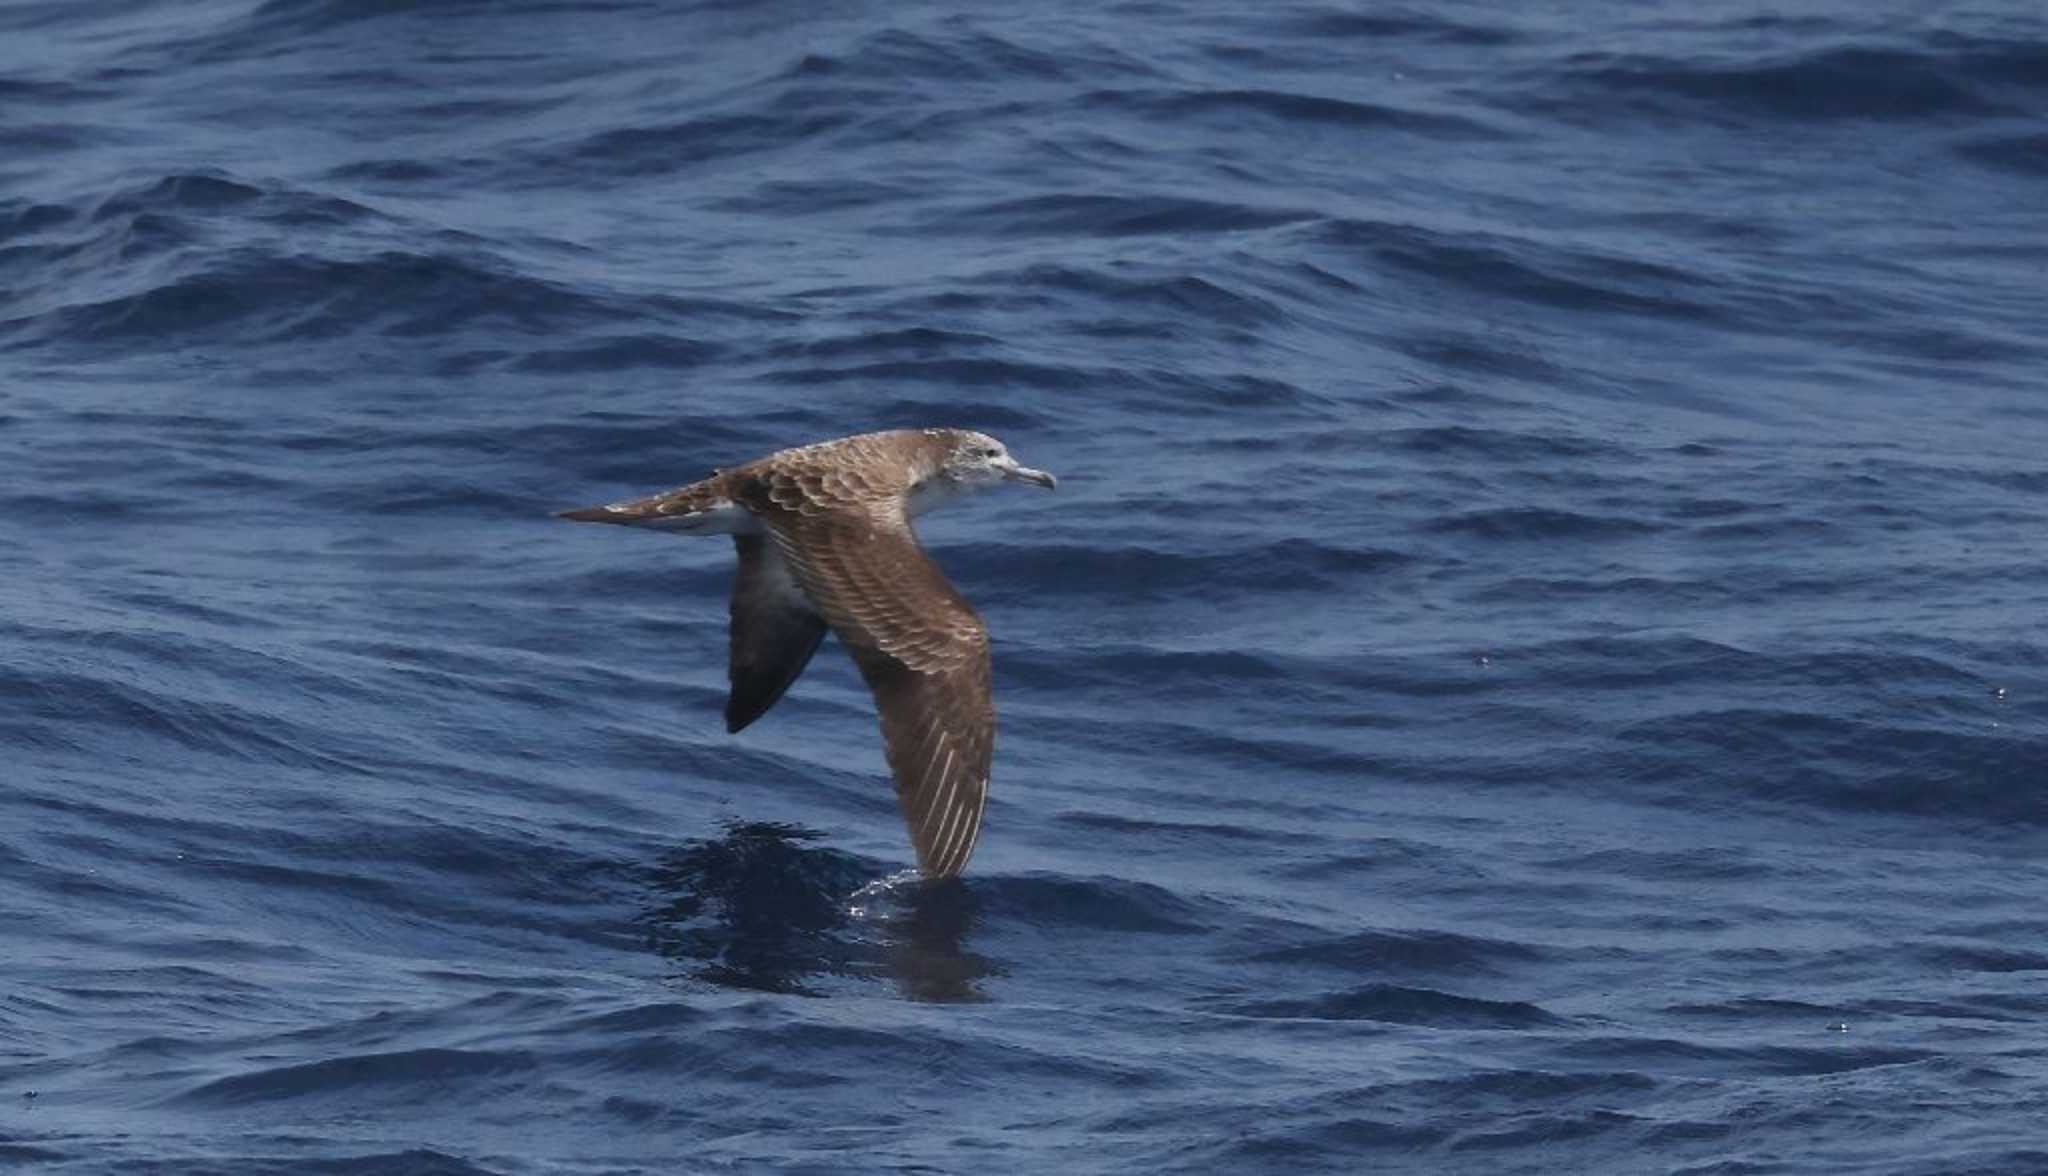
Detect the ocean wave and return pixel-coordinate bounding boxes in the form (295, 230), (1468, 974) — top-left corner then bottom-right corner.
(1425, 507), (1666, 541)
(1247, 928), (1551, 975)
(1215, 984), (1565, 1028)
(166, 1046), (540, 1108)
(1274, 7), (1524, 46)
(977, 874), (1216, 934)
(926, 192), (1316, 238)
(540, 110), (860, 180)
(1310, 218), (1729, 322)
(12, 244), (765, 356)
(1532, 43), (2018, 124)
(1082, 86), (1505, 139)
(0, 167), (795, 357)
(511, 333), (722, 374)
(1616, 708), (2046, 824)
(762, 325), (999, 360)
(946, 539), (1414, 600)
(763, 355), (1091, 390)
(90, 172), (381, 226)
(1954, 130), (2048, 174)
(1556, 1034), (1931, 1078)
(970, 262), (1292, 327)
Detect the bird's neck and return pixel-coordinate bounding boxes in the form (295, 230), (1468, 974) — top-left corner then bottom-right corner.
(905, 476), (964, 518)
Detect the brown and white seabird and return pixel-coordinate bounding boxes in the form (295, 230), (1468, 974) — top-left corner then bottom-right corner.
(557, 428), (1056, 878)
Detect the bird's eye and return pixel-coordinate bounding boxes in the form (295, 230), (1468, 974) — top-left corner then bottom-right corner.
(982, 447), (1000, 458)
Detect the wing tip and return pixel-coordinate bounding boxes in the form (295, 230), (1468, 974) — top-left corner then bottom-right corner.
(906, 770), (988, 879)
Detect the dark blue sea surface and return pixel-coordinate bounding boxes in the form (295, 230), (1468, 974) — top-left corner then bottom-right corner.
(4, 1), (2047, 1171)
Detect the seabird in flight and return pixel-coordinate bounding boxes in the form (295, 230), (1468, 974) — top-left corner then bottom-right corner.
(558, 428), (1056, 878)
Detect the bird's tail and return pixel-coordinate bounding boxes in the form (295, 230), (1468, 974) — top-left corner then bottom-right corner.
(554, 478), (746, 532)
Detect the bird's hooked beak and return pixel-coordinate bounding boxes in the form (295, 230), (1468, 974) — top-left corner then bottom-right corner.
(999, 457), (1057, 490)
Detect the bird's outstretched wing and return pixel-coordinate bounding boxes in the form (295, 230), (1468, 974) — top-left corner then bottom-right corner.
(738, 478), (994, 878)
(724, 535), (828, 733)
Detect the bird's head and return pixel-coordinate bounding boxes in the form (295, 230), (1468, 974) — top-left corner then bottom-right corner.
(934, 429), (1057, 492)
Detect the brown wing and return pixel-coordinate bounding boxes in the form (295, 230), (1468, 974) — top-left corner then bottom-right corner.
(844, 638), (992, 878)
(724, 535), (827, 734)
(737, 477), (994, 878)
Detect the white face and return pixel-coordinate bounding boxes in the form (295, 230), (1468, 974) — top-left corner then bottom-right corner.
(946, 431), (1012, 487)
(927, 428), (1056, 499)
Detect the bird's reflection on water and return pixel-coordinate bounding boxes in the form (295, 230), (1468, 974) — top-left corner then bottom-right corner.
(642, 821), (998, 1002)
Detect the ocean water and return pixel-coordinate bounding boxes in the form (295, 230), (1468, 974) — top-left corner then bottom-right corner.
(3, 0), (2047, 1171)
